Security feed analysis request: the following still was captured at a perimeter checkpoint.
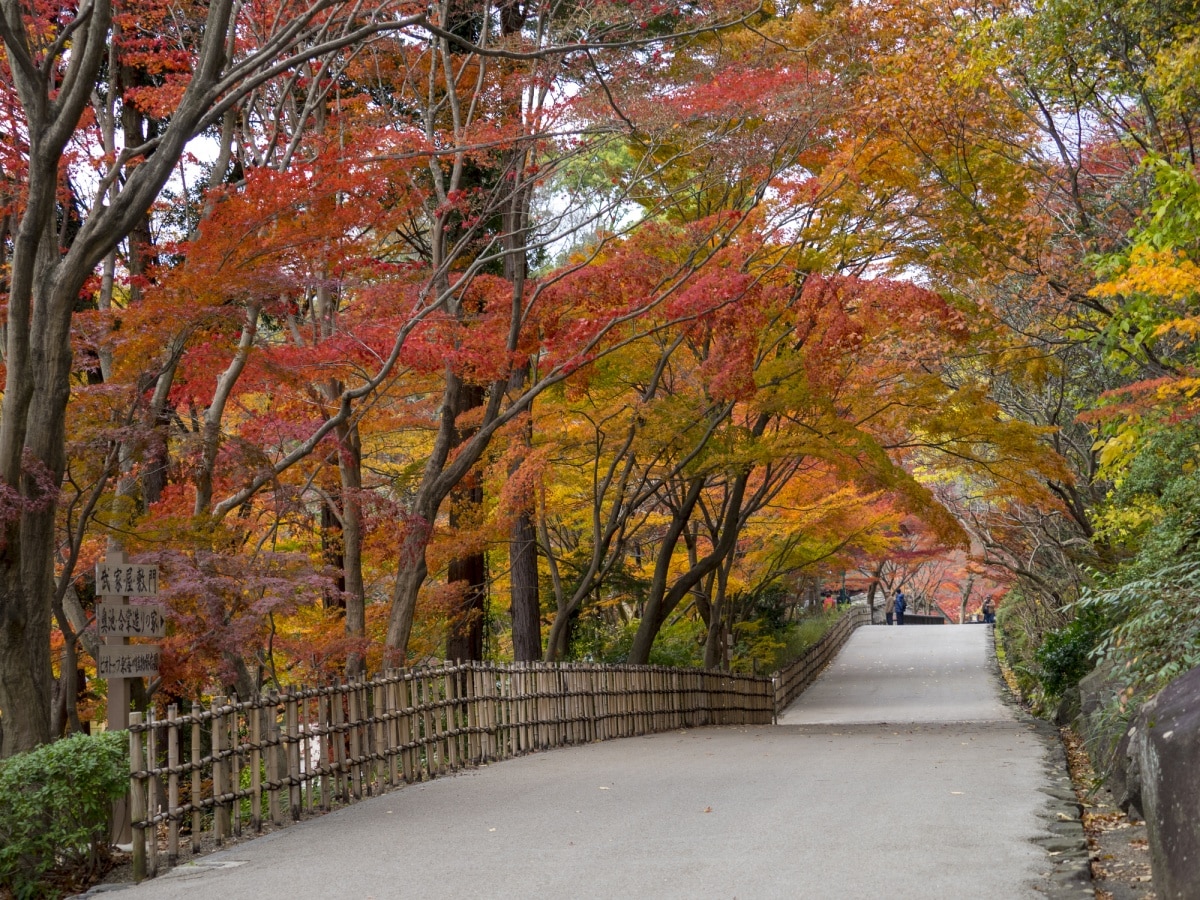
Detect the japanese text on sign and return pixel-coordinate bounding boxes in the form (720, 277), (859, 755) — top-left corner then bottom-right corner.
(96, 561), (159, 597)
(97, 645), (160, 679)
(96, 602), (168, 637)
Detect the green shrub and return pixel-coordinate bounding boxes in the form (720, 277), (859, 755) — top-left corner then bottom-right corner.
(749, 605), (844, 673)
(0, 730), (128, 899)
(593, 617), (705, 667)
(1084, 559), (1200, 697)
(729, 620), (785, 674)
(1034, 606), (1108, 699)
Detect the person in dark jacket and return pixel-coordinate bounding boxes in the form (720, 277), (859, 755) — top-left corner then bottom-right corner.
(894, 590), (907, 625)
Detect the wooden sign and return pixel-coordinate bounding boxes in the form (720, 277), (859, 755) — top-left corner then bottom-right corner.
(96, 560), (159, 597)
(98, 644), (161, 679)
(96, 601), (168, 637)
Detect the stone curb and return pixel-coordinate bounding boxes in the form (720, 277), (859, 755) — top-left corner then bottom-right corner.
(987, 627), (1094, 898)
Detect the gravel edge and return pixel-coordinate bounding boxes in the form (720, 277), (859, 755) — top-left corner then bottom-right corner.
(987, 626), (1094, 899)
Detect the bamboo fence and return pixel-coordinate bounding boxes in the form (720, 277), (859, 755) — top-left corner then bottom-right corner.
(126, 661), (774, 881)
(771, 606), (871, 713)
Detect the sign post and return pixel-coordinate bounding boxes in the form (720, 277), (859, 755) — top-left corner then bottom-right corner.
(96, 550), (162, 844)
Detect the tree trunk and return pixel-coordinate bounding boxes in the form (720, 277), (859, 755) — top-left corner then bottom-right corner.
(628, 470), (752, 665)
(958, 573), (975, 625)
(445, 383), (487, 662)
(0, 272), (79, 754)
(338, 423), (367, 675)
(703, 562), (732, 670)
(320, 502), (347, 610)
(625, 477), (706, 664)
(509, 507), (542, 660)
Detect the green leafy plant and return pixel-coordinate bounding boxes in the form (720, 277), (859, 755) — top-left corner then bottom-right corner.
(994, 589), (1054, 708)
(1083, 559), (1200, 697)
(730, 620), (785, 674)
(0, 730), (128, 898)
(1035, 605), (1109, 699)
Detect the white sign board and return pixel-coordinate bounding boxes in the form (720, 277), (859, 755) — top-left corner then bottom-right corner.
(98, 644), (161, 679)
(96, 601), (168, 637)
(96, 561), (159, 597)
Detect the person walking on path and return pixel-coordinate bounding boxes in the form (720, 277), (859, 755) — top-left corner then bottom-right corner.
(982, 597), (995, 624)
(894, 589), (907, 625)
(884, 591), (896, 625)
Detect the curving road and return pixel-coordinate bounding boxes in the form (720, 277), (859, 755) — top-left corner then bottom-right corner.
(105, 626), (1080, 899)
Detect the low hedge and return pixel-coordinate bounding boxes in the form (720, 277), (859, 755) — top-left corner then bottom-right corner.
(0, 730), (128, 899)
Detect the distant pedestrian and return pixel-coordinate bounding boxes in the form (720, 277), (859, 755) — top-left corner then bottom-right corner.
(894, 590), (907, 625)
(884, 591), (896, 625)
(982, 597), (995, 625)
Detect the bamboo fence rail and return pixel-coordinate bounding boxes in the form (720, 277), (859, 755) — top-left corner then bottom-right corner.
(771, 606), (871, 714)
(126, 661), (774, 881)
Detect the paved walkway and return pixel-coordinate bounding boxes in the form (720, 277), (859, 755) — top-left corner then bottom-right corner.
(110, 626), (1075, 899)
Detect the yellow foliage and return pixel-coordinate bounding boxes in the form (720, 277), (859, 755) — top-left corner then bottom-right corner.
(1091, 246), (1200, 303)
(1094, 422), (1142, 481)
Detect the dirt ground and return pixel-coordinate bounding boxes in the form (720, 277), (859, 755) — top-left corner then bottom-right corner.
(1062, 728), (1157, 900)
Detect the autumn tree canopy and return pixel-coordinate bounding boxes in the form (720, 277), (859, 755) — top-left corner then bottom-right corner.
(2, 0), (1195, 753)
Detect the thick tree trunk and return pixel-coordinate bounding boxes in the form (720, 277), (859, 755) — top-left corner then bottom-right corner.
(445, 383), (487, 662)
(0, 264), (84, 755)
(384, 529), (431, 662)
(320, 503), (347, 610)
(445, 539), (486, 662)
(703, 564), (731, 670)
(958, 573), (975, 625)
(628, 470), (751, 665)
(625, 477), (705, 665)
(509, 508), (542, 661)
(500, 128), (540, 660)
(338, 423), (367, 675)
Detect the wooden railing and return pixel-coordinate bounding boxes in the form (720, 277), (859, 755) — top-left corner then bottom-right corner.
(771, 605), (872, 713)
(126, 661), (774, 880)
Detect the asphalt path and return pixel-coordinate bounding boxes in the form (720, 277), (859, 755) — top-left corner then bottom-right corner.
(111, 625), (1059, 899)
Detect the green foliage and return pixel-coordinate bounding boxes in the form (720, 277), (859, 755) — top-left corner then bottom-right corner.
(994, 589), (1053, 708)
(729, 620), (785, 674)
(1083, 559), (1200, 697)
(1106, 423), (1200, 571)
(1077, 420), (1200, 700)
(645, 617), (707, 668)
(0, 731), (128, 898)
(590, 617), (705, 668)
(736, 605), (846, 674)
(1034, 605), (1109, 699)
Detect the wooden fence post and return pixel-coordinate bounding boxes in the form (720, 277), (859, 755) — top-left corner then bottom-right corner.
(318, 690), (331, 810)
(129, 712), (146, 882)
(301, 693), (314, 813)
(347, 683), (362, 800)
(230, 703), (241, 838)
(250, 704), (262, 832)
(190, 703), (202, 851)
(167, 704), (179, 865)
(286, 690), (301, 818)
(398, 675), (414, 783)
(146, 710), (159, 878)
(374, 680), (388, 790)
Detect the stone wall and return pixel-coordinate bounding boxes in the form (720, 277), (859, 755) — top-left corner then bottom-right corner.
(1075, 662), (1200, 900)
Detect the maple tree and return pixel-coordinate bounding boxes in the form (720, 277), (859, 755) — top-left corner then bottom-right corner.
(0, 0), (766, 753)
(9, 0), (1199, 753)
